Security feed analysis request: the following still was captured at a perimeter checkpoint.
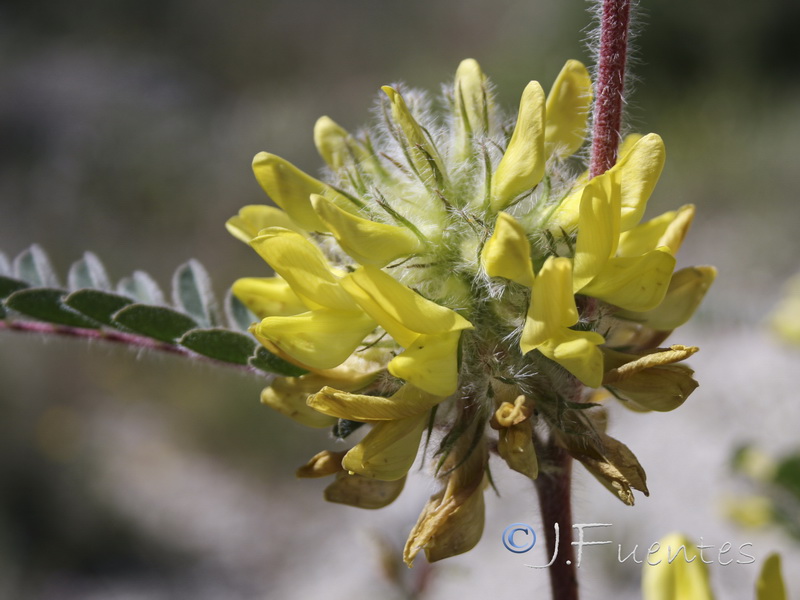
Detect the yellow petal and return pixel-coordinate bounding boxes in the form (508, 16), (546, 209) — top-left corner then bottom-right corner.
(579, 247), (676, 312)
(226, 205), (306, 243)
(254, 309), (377, 370)
(249, 228), (357, 311)
(573, 176), (620, 291)
(545, 59), (592, 159)
(314, 116), (356, 170)
(521, 256), (578, 351)
(324, 472), (406, 509)
(342, 412), (428, 481)
(616, 266), (716, 331)
(538, 329), (605, 388)
(308, 384), (442, 421)
(546, 133), (646, 232)
(611, 133), (666, 231)
(618, 133), (643, 159)
(388, 331), (463, 396)
(252, 152), (354, 232)
(642, 533), (715, 600)
(481, 212), (535, 286)
(656, 204), (695, 254)
(617, 208), (677, 256)
(756, 554), (787, 600)
(296, 450), (347, 478)
(231, 277), (307, 318)
(341, 266), (473, 347)
(311, 195), (424, 267)
(260, 378), (338, 428)
(491, 81), (546, 210)
(618, 205), (695, 257)
(454, 58), (490, 160)
(382, 86), (444, 185)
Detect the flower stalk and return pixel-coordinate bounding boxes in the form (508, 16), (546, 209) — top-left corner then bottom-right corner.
(590, 0), (632, 178)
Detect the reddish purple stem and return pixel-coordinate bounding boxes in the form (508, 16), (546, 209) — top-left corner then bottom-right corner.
(0, 319), (268, 378)
(590, 0), (631, 178)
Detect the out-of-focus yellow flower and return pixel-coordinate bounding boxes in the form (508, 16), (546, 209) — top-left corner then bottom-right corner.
(642, 533), (715, 600)
(756, 554), (787, 600)
(770, 273), (800, 345)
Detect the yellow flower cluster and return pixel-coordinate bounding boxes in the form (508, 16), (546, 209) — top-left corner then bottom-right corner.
(227, 59), (714, 565)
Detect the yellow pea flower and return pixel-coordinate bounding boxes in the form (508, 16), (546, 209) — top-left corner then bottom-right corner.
(521, 256), (604, 387)
(310, 194), (425, 267)
(227, 58), (713, 557)
(480, 212), (535, 287)
(225, 204), (306, 243)
(545, 59), (593, 160)
(453, 58), (491, 161)
(491, 81), (546, 211)
(231, 277), (306, 318)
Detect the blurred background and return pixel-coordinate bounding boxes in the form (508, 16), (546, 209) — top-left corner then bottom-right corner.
(2, 0), (800, 598)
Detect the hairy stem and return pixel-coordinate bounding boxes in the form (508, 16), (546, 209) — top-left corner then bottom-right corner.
(0, 320), (269, 378)
(535, 438), (578, 600)
(590, 0), (632, 178)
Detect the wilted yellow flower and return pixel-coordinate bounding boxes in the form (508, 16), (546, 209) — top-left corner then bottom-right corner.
(227, 58), (712, 563)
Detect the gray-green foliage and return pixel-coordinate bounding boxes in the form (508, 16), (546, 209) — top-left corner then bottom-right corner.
(0, 245), (305, 377)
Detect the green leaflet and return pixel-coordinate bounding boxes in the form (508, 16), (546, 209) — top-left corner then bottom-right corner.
(179, 328), (256, 365)
(64, 289), (133, 326)
(6, 288), (100, 329)
(112, 304), (199, 343)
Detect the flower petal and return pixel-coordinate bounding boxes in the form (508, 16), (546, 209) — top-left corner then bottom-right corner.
(340, 266), (473, 347)
(579, 247), (676, 312)
(756, 554), (787, 600)
(388, 331), (463, 396)
(226, 205), (305, 243)
(642, 533), (715, 600)
(253, 309), (377, 370)
(538, 329), (605, 388)
(382, 86), (444, 185)
(252, 152), (354, 232)
(616, 266), (716, 331)
(260, 377), (338, 429)
(231, 276), (307, 318)
(454, 58), (490, 160)
(404, 472), (487, 566)
(545, 59), (592, 159)
(324, 472), (406, 509)
(573, 176), (619, 291)
(491, 81), (546, 210)
(308, 384), (442, 421)
(311, 195), (424, 267)
(612, 133), (666, 231)
(521, 256), (578, 351)
(617, 204), (695, 257)
(498, 423), (539, 479)
(481, 212), (535, 287)
(342, 412), (428, 480)
(250, 228), (358, 312)
(296, 450), (347, 478)
(314, 116), (356, 170)
(603, 346), (699, 411)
